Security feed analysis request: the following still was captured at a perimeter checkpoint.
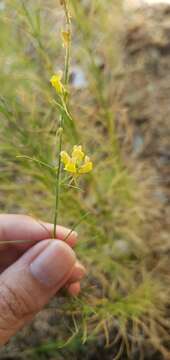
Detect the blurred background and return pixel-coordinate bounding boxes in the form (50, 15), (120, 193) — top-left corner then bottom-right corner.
(0, 0), (169, 359)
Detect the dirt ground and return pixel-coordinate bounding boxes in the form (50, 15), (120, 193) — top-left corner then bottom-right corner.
(121, 3), (170, 228)
(0, 3), (170, 360)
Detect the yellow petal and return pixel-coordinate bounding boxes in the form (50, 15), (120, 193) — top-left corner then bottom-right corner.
(84, 155), (90, 163)
(50, 72), (64, 94)
(60, 151), (70, 166)
(65, 161), (77, 174)
(72, 145), (84, 162)
(79, 160), (93, 174)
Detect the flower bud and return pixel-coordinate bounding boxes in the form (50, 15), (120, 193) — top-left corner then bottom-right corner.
(61, 30), (71, 48)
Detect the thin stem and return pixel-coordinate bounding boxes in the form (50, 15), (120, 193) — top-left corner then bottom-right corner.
(64, 43), (71, 86)
(63, 0), (71, 88)
(53, 0), (72, 238)
(63, 0), (71, 26)
(63, 212), (90, 242)
(17, 155), (54, 170)
(0, 239), (33, 245)
(53, 129), (63, 238)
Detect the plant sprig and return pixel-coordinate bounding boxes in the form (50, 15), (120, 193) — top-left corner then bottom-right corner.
(51, 1), (93, 239)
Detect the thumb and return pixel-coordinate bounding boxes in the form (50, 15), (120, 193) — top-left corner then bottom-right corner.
(0, 239), (76, 345)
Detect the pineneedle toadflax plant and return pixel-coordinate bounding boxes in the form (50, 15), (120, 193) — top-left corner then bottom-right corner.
(0, 0), (170, 358)
(20, 0), (93, 240)
(50, 0), (93, 239)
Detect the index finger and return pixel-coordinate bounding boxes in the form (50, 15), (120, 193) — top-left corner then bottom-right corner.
(0, 214), (78, 250)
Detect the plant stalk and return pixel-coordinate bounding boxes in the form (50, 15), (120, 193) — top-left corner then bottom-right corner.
(53, 0), (71, 238)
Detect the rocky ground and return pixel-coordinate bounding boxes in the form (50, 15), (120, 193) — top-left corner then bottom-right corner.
(125, 0), (170, 9)
(121, 3), (170, 226)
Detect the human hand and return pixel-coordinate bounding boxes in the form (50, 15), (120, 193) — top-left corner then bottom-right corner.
(0, 214), (86, 345)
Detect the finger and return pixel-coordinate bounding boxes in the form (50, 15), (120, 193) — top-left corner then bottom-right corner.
(68, 282), (81, 296)
(66, 262), (86, 285)
(0, 239), (76, 345)
(0, 214), (78, 250)
(47, 223), (78, 247)
(0, 247), (19, 273)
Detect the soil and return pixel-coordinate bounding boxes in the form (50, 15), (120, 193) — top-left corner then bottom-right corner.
(121, 3), (170, 214)
(0, 3), (170, 360)
(118, 8), (170, 288)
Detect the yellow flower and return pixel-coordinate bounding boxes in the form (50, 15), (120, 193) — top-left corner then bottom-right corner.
(65, 160), (76, 174)
(61, 30), (71, 48)
(60, 145), (93, 176)
(50, 72), (64, 94)
(60, 151), (71, 166)
(79, 156), (93, 174)
(72, 145), (84, 161)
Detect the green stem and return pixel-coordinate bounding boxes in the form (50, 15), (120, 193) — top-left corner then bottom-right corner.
(63, 212), (90, 242)
(17, 155), (54, 170)
(53, 128), (63, 238)
(64, 44), (70, 86)
(63, 0), (71, 89)
(53, 0), (71, 238)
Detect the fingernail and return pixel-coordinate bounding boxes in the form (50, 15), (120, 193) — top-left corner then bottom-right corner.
(30, 240), (76, 287)
(74, 264), (86, 280)
(76, 266), (86, 280)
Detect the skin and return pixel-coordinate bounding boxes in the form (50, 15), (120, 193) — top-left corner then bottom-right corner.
(0, 214), (86, 346)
